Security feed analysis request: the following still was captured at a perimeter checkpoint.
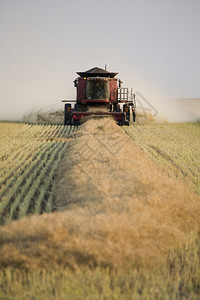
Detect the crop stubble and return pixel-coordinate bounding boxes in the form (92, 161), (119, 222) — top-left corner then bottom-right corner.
(0, 118), (199, 270)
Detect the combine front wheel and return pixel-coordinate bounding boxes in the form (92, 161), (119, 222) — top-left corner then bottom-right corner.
(64, 104), (72, 125)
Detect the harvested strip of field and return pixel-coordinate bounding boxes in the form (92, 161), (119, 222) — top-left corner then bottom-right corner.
(0, 118), (199, 270)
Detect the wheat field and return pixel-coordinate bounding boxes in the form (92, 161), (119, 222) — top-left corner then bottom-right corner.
(0, 120), (200, 299)
(0, 123), (77, 224)
(123, 122), (200, 195)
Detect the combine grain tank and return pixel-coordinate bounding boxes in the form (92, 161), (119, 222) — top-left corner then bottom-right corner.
(62, 67), (136, 125)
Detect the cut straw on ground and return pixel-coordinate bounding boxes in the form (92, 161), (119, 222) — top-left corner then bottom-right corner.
(0, 118), (199, 271)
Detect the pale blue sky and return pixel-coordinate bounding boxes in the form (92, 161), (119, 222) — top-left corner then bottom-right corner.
(0, 0), (200, 120)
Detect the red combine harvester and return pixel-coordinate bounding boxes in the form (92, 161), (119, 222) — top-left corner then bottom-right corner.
(62, 67), (136, 125)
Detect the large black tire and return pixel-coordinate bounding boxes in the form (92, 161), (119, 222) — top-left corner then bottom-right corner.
(123, 104), (130, 122)
(117, 121), (123, 126)
(64, 104), (72, 125)
(72, 120), (81, 126)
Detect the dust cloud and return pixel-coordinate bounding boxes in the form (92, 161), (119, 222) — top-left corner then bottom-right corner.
(0, 69), (199, 123)
(124, 74), (200, 122)
(21, 110), (64, 125)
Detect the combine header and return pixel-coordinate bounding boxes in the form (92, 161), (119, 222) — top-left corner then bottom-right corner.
(62, 67), (136, 125)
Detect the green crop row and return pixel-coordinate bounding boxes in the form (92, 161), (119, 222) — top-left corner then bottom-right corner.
(123, 122), (200, 195)
(0, 123), (77, 224)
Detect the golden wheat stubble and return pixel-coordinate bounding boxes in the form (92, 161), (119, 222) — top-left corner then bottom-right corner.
(0, 118), (199, 270)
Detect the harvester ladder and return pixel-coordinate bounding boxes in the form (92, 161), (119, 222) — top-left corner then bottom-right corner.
(118, 88), (135, 103)
(118, 88), (129, 101)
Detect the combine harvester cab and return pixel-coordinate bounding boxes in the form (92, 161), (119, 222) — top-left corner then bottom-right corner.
(62, 67), (136, 126)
